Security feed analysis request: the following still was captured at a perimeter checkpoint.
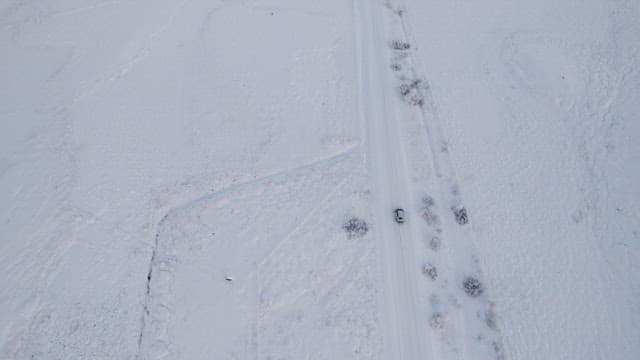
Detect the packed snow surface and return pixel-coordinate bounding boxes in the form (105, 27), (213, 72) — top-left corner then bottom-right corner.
(1, 0), (638, 359)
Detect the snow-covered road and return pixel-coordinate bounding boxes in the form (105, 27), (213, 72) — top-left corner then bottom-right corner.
(357, 1), (508, 358)
(355, 0), (430, 358)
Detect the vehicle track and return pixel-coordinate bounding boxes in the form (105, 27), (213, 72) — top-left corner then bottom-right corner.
(353, 1), (431, 359)
(355, 0), (508, 359)
(385, 0), (507, 359)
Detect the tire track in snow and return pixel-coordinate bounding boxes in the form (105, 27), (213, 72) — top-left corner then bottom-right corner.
(353, 1), (432, 359)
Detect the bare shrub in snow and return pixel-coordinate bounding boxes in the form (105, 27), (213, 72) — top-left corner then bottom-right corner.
(463, 276), (483, 297)
(384, 1), (404, 17)
(399, 83), (410, 95)
(343, 217), (369, 238)
(492, 341), (506, 360)
(453, 206), (468, 225)
(423, 195), (435, 208)
(430, 312), (446, 330)
(423, 210), (439, 225)
(421, 195), (440, 226)
(429, 236), (442, 251)
(390, 40), (411, 50)
(399, 79), (425, 106)
(422, 263), (438, 280)
(485, 302), (498, 330)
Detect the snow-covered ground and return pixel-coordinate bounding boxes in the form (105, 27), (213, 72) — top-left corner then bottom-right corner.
(1, 0), (638, 359)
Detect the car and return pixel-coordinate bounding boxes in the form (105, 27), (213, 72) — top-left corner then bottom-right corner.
(394, 208), (405, 223)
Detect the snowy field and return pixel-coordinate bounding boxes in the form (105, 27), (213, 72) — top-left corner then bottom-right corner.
(1, 0), (638, 359)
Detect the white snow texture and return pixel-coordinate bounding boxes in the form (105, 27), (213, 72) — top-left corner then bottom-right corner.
(1, 0), (638, 359)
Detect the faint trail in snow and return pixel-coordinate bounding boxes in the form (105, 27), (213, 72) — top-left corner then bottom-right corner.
(136, 144), (360, 359)
(254, 177), (349, 272)
(496, 7), (639, 283)
(197, 1), (229, 41)
(73, 0), (192, 104)
(252, 175), (350, 359)
(48, 1), (123, 19)
(251, 5), (333, 19)
(0, 108), (80, 358)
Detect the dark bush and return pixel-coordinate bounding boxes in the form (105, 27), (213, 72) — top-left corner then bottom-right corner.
(463, 276), (483, 297)
(453, 206), (468, 225)
(429, 236), (442, 251)
(430, 312), (446, 330)
(399, 79), (425, 106)
(342, 217), (369, 238)
(422, 263), (438, 280)
(391, 40), (411, 50)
